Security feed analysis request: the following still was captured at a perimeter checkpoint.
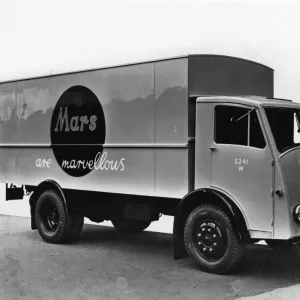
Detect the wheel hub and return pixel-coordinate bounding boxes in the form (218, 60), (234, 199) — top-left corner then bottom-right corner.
(43, 206), (59, 232)
(194, 221), (227, 261)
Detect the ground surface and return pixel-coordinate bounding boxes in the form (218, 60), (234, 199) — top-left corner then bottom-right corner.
(1, 215), (300, 300)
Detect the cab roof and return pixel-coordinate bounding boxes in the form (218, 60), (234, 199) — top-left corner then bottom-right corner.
(196, 96), (300, 108)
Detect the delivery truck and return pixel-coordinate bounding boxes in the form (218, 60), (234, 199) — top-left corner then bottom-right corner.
(2, 54), (300, 274)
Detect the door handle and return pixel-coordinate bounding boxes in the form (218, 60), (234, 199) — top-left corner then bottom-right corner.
(210, 145), (217, 151)
(275, 188), (283, 197)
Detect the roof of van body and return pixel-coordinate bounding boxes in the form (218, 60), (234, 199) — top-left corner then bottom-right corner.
(196, 96), (300, 108)
(0, 54), (272, 85)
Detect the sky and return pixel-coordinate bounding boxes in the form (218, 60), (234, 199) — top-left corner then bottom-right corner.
(0, 0), (300, 100)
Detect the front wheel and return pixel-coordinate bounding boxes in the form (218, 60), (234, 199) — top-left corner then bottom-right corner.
(184, 204), (244, 274)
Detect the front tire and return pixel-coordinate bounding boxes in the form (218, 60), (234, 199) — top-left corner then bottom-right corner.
(184, 204), (244, 274)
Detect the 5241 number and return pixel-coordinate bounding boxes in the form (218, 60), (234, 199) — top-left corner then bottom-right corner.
(234, 158), (249, 165)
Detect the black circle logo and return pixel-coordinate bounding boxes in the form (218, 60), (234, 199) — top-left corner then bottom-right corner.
(50, 86), (106, 177)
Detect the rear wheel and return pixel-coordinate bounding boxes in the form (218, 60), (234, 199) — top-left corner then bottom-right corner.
(112, 217), (151, 234)
(35, 190), (83, 243)
(184, 204), (244, 274)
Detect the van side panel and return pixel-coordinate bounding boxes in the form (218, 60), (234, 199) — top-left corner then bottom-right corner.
(154, 58), (189, 198)
(1, 63), (158, 196)
(0, 59), (190, 198)
(0, 55), (273, 199)
(0, 82), (18, 183)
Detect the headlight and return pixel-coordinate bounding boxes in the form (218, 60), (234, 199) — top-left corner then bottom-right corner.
(294, 205), (300, 224)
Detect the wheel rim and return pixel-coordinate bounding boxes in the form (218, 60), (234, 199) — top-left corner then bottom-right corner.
(40, 201), (59, 233)
(193, 219), (227, 262)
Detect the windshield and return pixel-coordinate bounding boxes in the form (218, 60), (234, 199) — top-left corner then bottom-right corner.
(264, 107), (300, 153)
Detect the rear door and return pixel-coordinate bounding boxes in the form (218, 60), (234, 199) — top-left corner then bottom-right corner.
(210, 104), (274, 236)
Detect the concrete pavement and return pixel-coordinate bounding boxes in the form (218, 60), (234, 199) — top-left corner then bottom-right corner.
(237, 284), (300, 300)
(1, 214), (300, 300)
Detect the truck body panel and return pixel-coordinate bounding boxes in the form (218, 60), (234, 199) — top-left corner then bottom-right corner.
(188, 55), (273, 97)
(0, 58), (189, 198)
(1, 55), (273, 199)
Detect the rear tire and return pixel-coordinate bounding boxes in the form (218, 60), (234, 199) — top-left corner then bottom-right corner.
(184, 204), (244, 274)
(35, 190), (83, 243)
(35, 190), (69, 243)
(112, 217), (151, 234)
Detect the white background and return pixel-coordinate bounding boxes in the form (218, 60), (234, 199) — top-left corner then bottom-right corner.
(0, 0), (300, 100)
(0, 0), (300, 233)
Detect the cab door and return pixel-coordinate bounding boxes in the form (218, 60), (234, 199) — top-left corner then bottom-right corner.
(210, 104), (274, 237)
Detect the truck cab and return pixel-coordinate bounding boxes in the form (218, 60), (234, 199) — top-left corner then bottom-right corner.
(196, 96), (300, 240)
(181, 95), (300, 273)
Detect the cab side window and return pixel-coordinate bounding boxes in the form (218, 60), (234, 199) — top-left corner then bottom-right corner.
(214, 105), (266, 149)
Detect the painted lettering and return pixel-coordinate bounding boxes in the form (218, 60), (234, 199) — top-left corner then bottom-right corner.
(94, 152), (102, 170)
(89, 115), (97, 131)
(80, 116), (89, 131)
(62, 160), (70, 168)
(61, 151), (125, 172)
(36, 158), (52, 168)
(234, 158), (248, 165)
(51, 86), (105, 177)
(54, 107), (97, 132)
(119, 158), (125, 171)
(70, 160), (77, 169)
(70, 116), (80, 131)
(234, 157), (248, 171)
(54, 107), (70, 132)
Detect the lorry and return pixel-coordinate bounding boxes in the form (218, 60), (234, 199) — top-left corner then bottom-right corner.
(2, 54), (300, 274)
